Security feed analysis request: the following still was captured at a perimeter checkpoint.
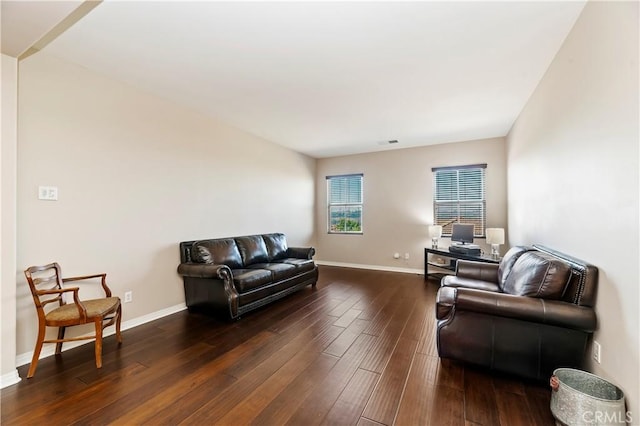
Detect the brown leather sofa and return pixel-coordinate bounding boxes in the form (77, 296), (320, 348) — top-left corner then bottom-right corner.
(436, 244), (598, 381)
(178, 233), (318, 320)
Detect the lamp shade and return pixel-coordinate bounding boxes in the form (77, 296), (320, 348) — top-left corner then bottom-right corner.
(485, 228), (505, 245)
(428, 225), (443, 238)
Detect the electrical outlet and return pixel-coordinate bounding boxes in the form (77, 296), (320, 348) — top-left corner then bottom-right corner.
(124, 291), (133, 303)
(404, 253), (410, 260)
(593, 340), (601, 364)
(38, 186), (58, 201)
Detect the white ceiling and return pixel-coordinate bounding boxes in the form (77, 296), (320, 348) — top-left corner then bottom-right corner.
(0, 0), (83, 57)
(5, 1), (586, 158)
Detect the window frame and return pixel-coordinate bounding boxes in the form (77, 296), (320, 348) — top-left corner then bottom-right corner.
(432, 164), (487, 237)
(326, 173), (364, 235)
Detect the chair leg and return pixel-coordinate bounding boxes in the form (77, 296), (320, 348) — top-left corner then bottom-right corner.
(28, 323), (46, 378)
(94, 320), (103, 369)
(115, 304), (123, 344)
(55, 326), (66, 354)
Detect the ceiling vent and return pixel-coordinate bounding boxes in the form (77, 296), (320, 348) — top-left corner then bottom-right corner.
(377, 139), (400, 146)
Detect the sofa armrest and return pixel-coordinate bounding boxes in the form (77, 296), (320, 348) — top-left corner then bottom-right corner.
(436, 286), (457, 320)
(436, 287), (596, 332)
(455, 260), (499, 283)
(177, 263), (232, 280)
(287, 247), (316, 260)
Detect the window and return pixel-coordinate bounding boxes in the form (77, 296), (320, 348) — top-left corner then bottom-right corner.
(327, 174), (363, 234)
(432, 164), (486, 236)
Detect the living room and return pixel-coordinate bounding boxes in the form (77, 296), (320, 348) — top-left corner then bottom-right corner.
(1, 0), (638, 423)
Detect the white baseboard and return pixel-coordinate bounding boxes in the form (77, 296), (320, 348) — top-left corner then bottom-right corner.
(8, 263), (421, 385)
(316, 260), (423, 275)
(14, 302), (187, 369)
(0, 370), (21, 388)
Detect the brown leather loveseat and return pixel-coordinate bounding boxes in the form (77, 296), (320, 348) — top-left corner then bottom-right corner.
(178, 233), (318, 320)
(436, 245), (597, 380)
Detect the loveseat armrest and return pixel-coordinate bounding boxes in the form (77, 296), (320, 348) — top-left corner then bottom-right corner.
(455, 260), (499, 283)
(436, 287), (596, 332)
(287, 247), (316, 260)
(177, 263), (232, 280)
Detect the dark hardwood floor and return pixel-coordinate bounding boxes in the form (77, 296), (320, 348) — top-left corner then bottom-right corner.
(1, 266), (554, 425)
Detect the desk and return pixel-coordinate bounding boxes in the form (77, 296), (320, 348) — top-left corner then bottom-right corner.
(424, 247), (500, 280)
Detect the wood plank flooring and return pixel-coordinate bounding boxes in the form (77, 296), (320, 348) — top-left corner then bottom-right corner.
(1, 266), (555, 425)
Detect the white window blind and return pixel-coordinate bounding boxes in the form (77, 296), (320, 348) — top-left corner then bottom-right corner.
(432, 164), (486, 236)
(327, 174), (363, 234)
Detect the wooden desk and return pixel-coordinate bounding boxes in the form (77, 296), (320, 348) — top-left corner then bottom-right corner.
(424, 247), (500, 281)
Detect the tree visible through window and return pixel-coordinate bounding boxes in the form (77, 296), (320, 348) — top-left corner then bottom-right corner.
(433, 164), (486, 236)
(327, 174), (363, 234)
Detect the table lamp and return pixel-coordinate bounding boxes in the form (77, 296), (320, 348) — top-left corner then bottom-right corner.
(428, 225), (442, 249)
(485, 228), (505, 258)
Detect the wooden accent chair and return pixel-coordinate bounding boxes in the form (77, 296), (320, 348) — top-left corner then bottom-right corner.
(24, 262), (122, 378)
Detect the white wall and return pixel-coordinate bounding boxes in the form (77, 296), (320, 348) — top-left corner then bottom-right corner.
(315, 137), (507, 272)
(1, 54), (20, 386)
(15, 52), (316, 362)
(507, 1), (639, 414)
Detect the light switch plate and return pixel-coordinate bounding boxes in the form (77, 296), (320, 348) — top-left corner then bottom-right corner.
(38, 186), (58, 201)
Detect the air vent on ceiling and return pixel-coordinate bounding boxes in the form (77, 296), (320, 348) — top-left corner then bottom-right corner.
(376, 139), (400, 146)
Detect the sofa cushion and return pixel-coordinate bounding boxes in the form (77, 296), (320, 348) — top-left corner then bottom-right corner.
(263, 233), (289, 260)
(497, 246), (532, 290)
(235, 236), (269, 265)
(441, 275), (501, 292)
(231, 268), (272, 293)
(192, 239), (243, 269)
(502, 251), (571, 299)
(192, 244), (214, 264)
(249, 263), (298, 281)
(275, 258), (315, 273)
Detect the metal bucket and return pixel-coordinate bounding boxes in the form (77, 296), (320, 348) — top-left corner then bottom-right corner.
(550, 368), (627, 425)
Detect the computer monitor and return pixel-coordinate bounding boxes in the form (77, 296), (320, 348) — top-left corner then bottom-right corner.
(451, 223), (474, 244)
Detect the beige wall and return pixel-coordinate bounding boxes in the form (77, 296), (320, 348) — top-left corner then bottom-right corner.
(15, 52), (316, 361)
(315, 138), (507, 271)
(507, 1), (639, 413)
(1, 54), (19, 384)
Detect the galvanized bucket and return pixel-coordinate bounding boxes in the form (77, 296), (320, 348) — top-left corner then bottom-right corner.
(550, 368), (627, 426)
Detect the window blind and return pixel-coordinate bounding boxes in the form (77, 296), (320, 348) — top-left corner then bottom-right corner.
(327, 174), (363, 234)
(432, 164), (486, 236)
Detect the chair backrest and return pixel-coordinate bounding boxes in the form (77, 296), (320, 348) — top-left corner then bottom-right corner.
(497, 246), (535, 288)
(533, 245), (598, 307)
(24, 262), (66, 316)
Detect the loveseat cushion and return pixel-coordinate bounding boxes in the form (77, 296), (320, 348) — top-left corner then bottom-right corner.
(441, 275), (500, 292)
(231, 268), (272, 293)
(192, 239), (243, 269)
(249, 263), (298, 281)
(235, 236), (269, 265)
(502, 251), (571, 299)
(263, 233), (289, 260)
(497, 246), (531, 289)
